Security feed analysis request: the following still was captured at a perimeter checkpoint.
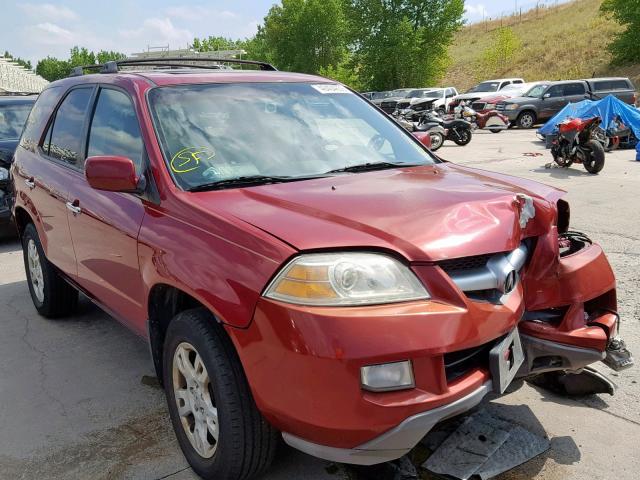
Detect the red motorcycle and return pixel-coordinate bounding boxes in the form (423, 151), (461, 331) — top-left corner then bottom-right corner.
(551, 117), (605, 174)
(455, 102), (510, 133)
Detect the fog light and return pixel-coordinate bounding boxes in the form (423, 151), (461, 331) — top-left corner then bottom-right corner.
(360, 361), (415, 392)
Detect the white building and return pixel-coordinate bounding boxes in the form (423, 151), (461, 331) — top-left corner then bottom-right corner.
(0, 58), (48, 94)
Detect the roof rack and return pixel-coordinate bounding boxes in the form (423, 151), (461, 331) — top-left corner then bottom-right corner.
(69, 57), (277, 77)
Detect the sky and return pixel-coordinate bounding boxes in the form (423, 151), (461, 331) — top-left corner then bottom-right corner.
(0, 0), (570, 67)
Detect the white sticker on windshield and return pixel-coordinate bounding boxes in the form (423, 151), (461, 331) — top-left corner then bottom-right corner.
(311, 84), (350, 94)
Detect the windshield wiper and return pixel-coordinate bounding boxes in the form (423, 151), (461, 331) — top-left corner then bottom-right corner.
(187, 175), (307, 192)
(324, 162), (419, 174)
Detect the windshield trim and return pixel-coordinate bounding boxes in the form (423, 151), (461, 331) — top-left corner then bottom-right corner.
(145, 81), (440, 192)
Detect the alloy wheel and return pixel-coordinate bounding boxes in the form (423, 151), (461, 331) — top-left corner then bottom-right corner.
(27, 239), (44, 303)
(172, 342), (219, 458)
(519, 114), (534, 128)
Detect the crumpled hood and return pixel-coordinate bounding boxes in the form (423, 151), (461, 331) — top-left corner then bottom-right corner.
(191, 163), (564, 262)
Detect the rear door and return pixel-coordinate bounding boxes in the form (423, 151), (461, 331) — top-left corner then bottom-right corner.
(563, 82), (587, 105)
(13, 86), (94, 276)
(539, 84), (566, 120)
(66, 86), (147, 332)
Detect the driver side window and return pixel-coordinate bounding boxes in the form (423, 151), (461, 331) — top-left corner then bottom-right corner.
(86, 88), (144, 174)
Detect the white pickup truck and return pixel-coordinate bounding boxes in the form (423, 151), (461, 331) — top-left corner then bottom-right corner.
(394, 87), (459, 115)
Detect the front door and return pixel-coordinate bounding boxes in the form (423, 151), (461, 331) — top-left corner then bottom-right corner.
(539, 84), (566, 120)
(66, 87), (147, 333)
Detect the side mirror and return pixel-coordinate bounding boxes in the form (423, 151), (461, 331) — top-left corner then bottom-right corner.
(543, 93), (551, 99)
(85, 155), (141, 192)
(412, 131), (432, 149)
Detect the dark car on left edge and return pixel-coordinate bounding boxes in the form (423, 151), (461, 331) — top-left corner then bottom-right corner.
(0, 94), (37, 235)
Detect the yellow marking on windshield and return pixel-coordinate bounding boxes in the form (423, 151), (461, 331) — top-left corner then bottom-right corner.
(170, 147), (216, 173)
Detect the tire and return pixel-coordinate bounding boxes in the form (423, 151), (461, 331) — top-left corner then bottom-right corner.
(583, 140), (605, 174)
(489, 128), (502, 134)
(163, 308), (277, 480)
(22, 223), (78, 318)
(429, 132), (445, 151)
(452, 128), (472, 146)
(437, 107), (446, 117)
(516, 111), (537, 129)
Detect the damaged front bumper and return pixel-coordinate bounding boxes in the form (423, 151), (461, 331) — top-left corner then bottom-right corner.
(238, 228), (633, 467)
(283, 381), (494, 465)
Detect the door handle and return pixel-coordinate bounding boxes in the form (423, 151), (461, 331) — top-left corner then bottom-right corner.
(24, 178), (35, 189)
(66, 201), (82, 216)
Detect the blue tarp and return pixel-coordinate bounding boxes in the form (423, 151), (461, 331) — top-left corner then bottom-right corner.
(537, 95), (640, 140)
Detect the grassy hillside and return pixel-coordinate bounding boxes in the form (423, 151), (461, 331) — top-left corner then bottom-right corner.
(442, 0), (640, 91)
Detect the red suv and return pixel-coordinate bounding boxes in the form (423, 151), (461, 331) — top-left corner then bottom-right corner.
(11, 59), (631, 479)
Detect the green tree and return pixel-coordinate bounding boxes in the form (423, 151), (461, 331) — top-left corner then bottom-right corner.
(260, 0), (347, 73)
(318, 53), (364, 91)
(96, 50), (127, 64)
(192, 36), (243, 52)
(345, 0), (465, 91)
(601, 0), (640, 65)
(36, 47), (127, 82)
(478, 27), (521, 78)
(3, 51), (32, 70)
(36, 56), (70, 82)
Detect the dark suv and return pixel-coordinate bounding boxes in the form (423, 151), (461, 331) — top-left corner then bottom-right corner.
(0, 94), (36, 235)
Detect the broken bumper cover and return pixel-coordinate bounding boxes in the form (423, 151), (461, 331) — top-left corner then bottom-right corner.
(282, 380), (493, 466)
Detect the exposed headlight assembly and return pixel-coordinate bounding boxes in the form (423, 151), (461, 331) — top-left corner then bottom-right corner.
(505, 104), (519, 111)
(264, 252), (429, 306)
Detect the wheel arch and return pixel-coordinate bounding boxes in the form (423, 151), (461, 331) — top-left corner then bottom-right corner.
(147, 283), (232, 387)
(13, 206), (33, 237)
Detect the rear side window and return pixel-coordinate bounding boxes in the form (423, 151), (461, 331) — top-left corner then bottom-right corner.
(87, 88), (144, 173)
(593, 80), (630, 91)
(546, 85), (564, 98)
(46, 88), (93, 167)
(564, 83), (586, 96)
(20, 87), (62, 152)
(512, 79), (523, 84)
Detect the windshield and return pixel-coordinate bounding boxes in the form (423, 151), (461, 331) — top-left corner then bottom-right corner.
(148, 82), (436, 190)
(467, 82), (500, 93)
(525, 84), (549, 97)
(0, 103), (33, 139)
(420, 90), (443, 99)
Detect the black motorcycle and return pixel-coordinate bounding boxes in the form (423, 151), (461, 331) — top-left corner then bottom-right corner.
(415, 111), (473, 146)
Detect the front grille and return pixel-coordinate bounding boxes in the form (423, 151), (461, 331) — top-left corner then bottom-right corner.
(396, 101), (411, 110)
(438, 252), (496, 273)
(380, 101), (398, 113)
(496, 103), (506, 111)
(444, 341), (495, 383)
(472, 102), (486, 111)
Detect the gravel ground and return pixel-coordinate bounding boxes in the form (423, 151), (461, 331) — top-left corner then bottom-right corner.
(0, 128), (638, 480)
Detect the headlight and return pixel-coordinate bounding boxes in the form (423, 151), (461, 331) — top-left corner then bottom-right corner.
(264, 252), (429, 306)
(505, 104), (518, 111)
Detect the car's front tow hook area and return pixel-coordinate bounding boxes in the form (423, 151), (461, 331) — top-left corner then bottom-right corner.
(604, 337), (634, 371)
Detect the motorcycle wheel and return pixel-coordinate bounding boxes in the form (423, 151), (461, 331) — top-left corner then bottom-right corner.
(551, 146), (573, 168)
(583, 140), (605, 174)
(452, 128), (472, 146)
(429, 132), (445, 151)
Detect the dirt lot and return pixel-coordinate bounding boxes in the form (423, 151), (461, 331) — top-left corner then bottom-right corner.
(0, 129), (638, 480)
